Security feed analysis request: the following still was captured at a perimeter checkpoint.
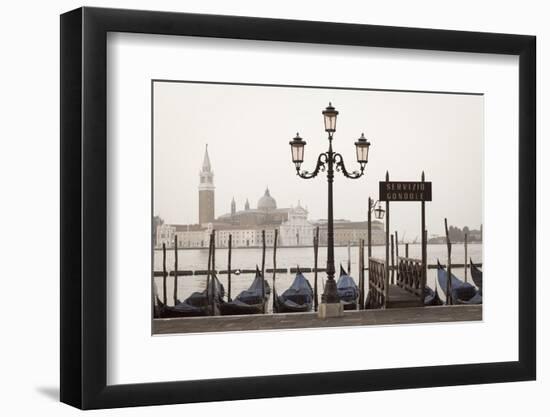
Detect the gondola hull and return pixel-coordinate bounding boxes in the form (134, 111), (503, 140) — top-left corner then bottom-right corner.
(337, 266), (359, 310)
(220, 269), (269, 316)
(155, 275), (225, 318)
(273, 271), (314, 314)
(340, 300), (358, 310)
(470, 259), (483, 295)
(424, 286), (443, 306)
(219, 299), (265, 315)
(157, 303), (210, 318)
(456, 291), (482, 305)
(156, 296), (216, 318)
(274, 297), (312, 313)
(437, 262), (478, 304)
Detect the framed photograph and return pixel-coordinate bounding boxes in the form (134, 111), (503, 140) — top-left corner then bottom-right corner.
(61, 6), (536, 409)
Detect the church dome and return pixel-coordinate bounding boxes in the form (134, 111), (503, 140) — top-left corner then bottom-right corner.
(258, 188), (277, 210)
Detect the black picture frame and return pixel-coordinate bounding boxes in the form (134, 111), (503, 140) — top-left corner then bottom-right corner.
(60, 6), (536, 410)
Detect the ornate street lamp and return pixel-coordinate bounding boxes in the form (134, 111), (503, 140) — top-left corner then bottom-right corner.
(355, 133), (371, 168)
(367, 197), (385, 258)
(289, 133), (306, 170)
(322, 102), (338, 133)
(290, 103), (372, 312)
(373, 201), (385, 220)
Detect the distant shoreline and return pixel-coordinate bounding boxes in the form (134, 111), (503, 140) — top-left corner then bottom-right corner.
(153, 242), (482, 251)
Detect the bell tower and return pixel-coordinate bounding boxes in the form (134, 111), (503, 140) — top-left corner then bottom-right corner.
(199, 144), (215, 224)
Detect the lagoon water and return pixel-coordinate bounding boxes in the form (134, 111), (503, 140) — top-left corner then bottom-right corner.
(153, 243), (482, 313)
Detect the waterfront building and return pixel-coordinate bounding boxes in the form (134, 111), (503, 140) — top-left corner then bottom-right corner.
(215, 189), (315, 247)
(157, 223), (213, 249)
(152, 215), (164, 247)
(313, 219), (385, 246)
(155, 146), (384, 248)
(215, 227), (278, 248)
(278, 203), (314, 246)
(217, 188), (288, 227)
(198, 145), (215, 225)
(156, 223), (176, 248)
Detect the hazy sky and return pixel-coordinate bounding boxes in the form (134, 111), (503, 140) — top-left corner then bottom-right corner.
(153, 81), (483, 238)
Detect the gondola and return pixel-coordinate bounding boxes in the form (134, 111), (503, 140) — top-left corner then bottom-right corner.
(470, 258), (483, 295)
(424, 285), (443, 306)
(219, 266), (271, 316)
(153, 282), (162, 318)
(436, 261), (478, 304)
(156, 274), (225, 318)
(337, 265), (360, 310)
(273, 268), (313, 313)
(456, 291), (482, 305)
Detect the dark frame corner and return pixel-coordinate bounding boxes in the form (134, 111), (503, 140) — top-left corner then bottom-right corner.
(60, 6), (536, 409)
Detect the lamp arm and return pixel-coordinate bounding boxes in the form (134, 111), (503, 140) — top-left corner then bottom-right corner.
(333, 153), (365, 179)
(369, 199), (382, 213)
(296, 152), (328, 179)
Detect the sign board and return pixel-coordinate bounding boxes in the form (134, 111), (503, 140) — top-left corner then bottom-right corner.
(379, 181), (432, 202)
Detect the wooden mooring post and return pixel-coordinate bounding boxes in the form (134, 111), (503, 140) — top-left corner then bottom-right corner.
(173, 235), (178, 305)
(358, 239), (362, 309)
(394, 231), (399, 283)
(390, 234), (395, 285)
(464, 232), (468, 283)
(313, 226), (319, 311)
(261, 230), (266, 314)
(395, 231), (399, 258)
(422, 229), (427, 296)
(211, 230), (217, 313)
(272, 229), (278, 311)
(227, 234), (232, 301)
(444, 219), (452, 305)
(367, 197), (373, 258)
(359, 239), (365, 309)
(421, 171), (427, 296)
(261, 230), (266, 278)
(205, 232), (213, 305)
(367, 196), (372, 310)
(347, 241), (351, 274)
(162, 243), (167, 306)
(385, 171), (390, 292)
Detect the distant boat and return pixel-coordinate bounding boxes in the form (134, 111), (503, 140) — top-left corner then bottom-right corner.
(470, 258), (483, 295)
(436, 261), (478, 304)
(424, 285), (443, 306)
(156, 274), (225, 318)
(219, 266), (270, 315)
(337, 265), (360, 310)
(273, 268), (313, 313)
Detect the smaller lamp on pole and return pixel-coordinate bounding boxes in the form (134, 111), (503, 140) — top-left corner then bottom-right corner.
(289, 132), (306, 169)
(322, 102), (338, 133)
(354, 133), (371, 168)
(374, 202), (385, 220)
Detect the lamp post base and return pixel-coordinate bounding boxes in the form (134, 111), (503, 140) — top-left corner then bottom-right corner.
(318, 302), (344, 319)
(318, 278), (342, 318)
(321, 278), (340, 303)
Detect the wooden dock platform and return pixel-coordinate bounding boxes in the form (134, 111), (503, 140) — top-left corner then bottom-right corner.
(386, 284), (424, 309)
(153, 305), (481, 334)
